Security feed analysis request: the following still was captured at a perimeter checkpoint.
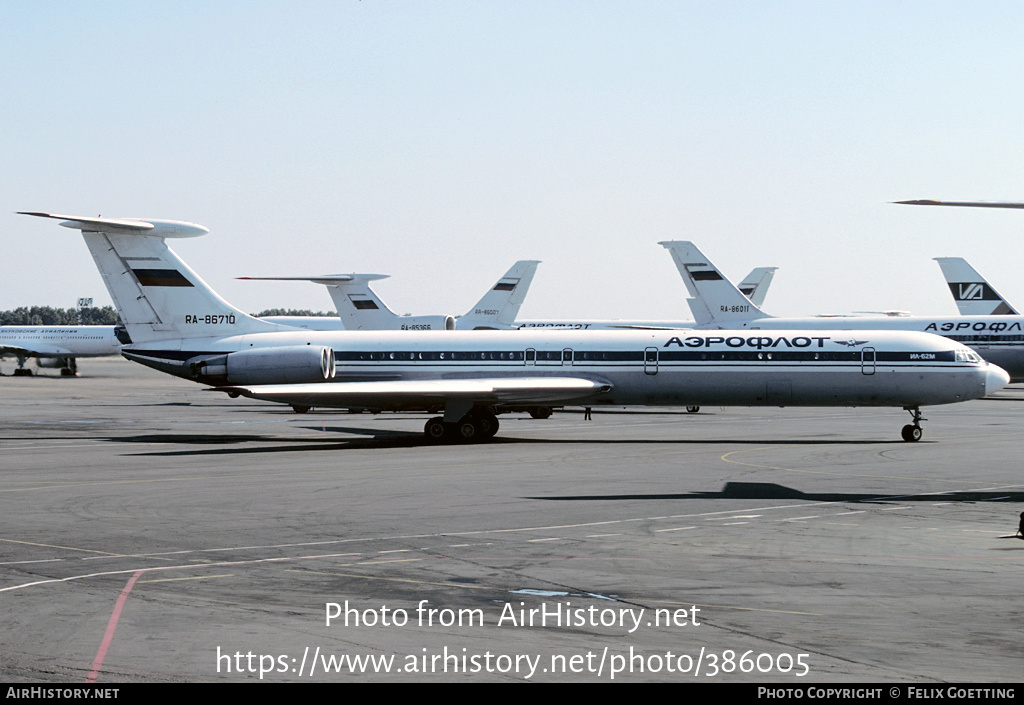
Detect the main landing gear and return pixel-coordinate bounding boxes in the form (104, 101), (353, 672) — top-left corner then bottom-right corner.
(901, 407), (925, 442)
(424, 410), (500, 443)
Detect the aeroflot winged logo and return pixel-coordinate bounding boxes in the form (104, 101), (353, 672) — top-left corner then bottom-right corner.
(665, 335), (832, 349)
(951, 283), (997, 301)
(835, 339), (870, 347)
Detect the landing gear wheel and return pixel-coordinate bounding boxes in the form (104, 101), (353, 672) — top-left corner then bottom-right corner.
(60, 368), (76, 376)
(686, 406), (700, 413)
(901, 406), (926, 442)
(478, 413), (499, 438)
(292, 405), (311, 414)
(457, 420), (478, 442)
(424, 417), (448, 443)
(13, 369), (32, 377)
(901, 424), (922, 442)
(529, 406), (552, 419)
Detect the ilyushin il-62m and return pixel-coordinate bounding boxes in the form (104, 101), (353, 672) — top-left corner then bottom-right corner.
(21, 212), (1009, 443)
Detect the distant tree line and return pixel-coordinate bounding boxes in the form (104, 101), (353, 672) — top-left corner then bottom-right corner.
(252, 309), (336, 317)
(0, 306), (121, 325)
(0, 306), (337, 325)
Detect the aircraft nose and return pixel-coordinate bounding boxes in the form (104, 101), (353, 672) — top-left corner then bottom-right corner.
(985, 364), (1010, 396)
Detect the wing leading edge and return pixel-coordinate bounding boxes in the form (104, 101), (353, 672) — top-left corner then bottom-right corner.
(213, 377), (612, 410)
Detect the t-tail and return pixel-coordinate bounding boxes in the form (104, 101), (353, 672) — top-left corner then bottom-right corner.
(238, 273), (455, 330)
(18, 212), (292, 343)
(457, 260), (540, 330)
(933, 257), (1018, 316)
(659, 241), (772, 327)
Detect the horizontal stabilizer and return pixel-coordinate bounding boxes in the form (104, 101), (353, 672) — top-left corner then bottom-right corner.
(238, 274), (390, 285)
(19, 212), (208, 238)
(894, 200), (1024, 209)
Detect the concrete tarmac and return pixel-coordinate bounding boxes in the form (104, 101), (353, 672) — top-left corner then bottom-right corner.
(1, 357), (1022, 682)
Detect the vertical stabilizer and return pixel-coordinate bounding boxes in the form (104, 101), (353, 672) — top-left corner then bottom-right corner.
(19, 212), (291, 343)
(318, 275), (404, 330)
(737, 266), (778, 307)
(659, 241), (772, 327)
(934, 257), (1018, 315)
(457, 260), (540, 330)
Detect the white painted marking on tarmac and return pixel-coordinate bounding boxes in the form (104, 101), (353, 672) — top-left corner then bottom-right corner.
(0, 558), (64, 565)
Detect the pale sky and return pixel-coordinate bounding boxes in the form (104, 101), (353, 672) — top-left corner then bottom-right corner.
(5, 1), (1024, 321)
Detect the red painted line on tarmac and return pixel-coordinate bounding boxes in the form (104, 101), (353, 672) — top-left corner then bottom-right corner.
(86, 570), (144, 683)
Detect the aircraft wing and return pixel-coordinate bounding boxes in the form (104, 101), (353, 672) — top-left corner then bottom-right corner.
(213, 377), (612, 410)
(0, 343), (72, 357)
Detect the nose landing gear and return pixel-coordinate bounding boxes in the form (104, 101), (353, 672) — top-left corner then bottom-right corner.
(901, 407), (925, 442)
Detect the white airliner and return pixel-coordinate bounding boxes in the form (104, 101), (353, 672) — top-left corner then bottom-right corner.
(20, 212), (1008, 443)
(240, 260), (539, 331)
(662, 240), (1024, 382)
(244, 261), (774, 333)
(513, 265), (777, 330)
(897, 199), (1023, 316)
(1, 325), (125, 376)
(934, 257), (1018, 316)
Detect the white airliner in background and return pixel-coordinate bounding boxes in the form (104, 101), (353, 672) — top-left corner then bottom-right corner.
(19, 212), (1007, 443)
(897, 199), (1023, 316)
(244, 261), (775, 332)
(934, 257), (1018, 316)
(662, 240), (1024, 383)
(240, 260), (539, 331)
(1, 325), (125, 376)
(513, 265), (777, 330)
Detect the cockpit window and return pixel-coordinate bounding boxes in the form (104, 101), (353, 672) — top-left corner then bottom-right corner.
(955, 349), (982, 363)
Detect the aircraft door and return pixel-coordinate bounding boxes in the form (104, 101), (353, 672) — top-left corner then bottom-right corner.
(861, 347), (876, 375)
(644, 347), (659, 375)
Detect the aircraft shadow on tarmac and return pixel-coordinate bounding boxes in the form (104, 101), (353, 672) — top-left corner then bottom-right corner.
(106, 429), (921, 456)
(529, 481), (1024, 504)
(108, 427), (431, 454)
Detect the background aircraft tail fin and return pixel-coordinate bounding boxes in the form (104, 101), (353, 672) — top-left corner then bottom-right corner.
(934, 257), (1018, 315)
(240, 273), (456, 330)
(736, 266), (778, 307)
(659, 241), (772, 327)
(458, 260), (540, 329)
(20, 212), (290, 343)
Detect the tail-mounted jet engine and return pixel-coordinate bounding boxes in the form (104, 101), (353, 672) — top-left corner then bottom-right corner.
(188, 345), (335, 384)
